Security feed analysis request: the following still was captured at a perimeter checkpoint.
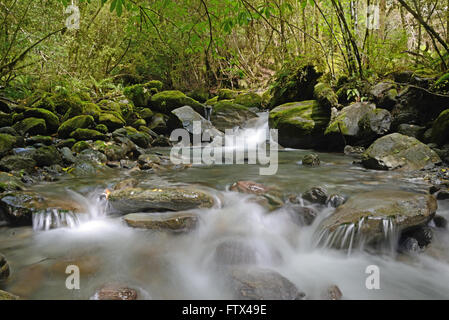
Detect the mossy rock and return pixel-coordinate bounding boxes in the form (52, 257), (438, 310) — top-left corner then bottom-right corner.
(57, 115), (95, 138)
(151, 90), (204, 114)
(0, 133), (17, 156)
(13, 117), (47, 135)
(187, 89), (209, 103)
(99, 113), (125, 131)
(131, 118), (146, 128)
(70, 128), (106, 141)
(314, 83), (338, 108)
(95, 124), (109, 134)
(23, 108), (60, 132)
(62, 102), (101, 122)
(218, 89), (240, 100)
(431, 109), (449, 146)
(124, 84), (151, 108)
(26, 135), (53, 146)
(0, 172), (24, 192)
(0, 101), (11, 113)
(29, 92), (57, 113)
(72, 141), (91, 153)
(145, 80), (163, 92)
(128, 132), (152, 148)
(32, 145), (62, 167)
(269, 100), (330, 149)
(119, 102), (135, 122)
(0, 112), (12, 127)
(234, 92), (262, 109)
(11, 112), (24, 123)
(205, 96), (219, 106)
(210, 101), (257, 132)
(138, 108), (154, 121)
(56, 138), (76, 149)
(0, 155), (36, 173)
(48, 92), (85, 115)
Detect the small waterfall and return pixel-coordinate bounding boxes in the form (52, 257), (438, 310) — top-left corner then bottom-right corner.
(315, 216), (399, 255)
(32, 189), (109, 231)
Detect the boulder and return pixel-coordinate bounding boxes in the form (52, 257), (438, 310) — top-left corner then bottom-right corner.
(369, 82), (398, 110)
(0, 155), (36, 173)
(58, 115), (95, 138)
(228, 267), (305, 300)
(362, 133), (441, 171)
(230, 181), (283, 209)
(302, 186), (328, 205)
(0, 133), (18, 156)
(26, 135), (53, 146)
(70, 128), (106, 141)
(123, 212), (198, 232)
(397, 123), (426, 140)
(431, 109), (449, 146)
(318, 190), (437, 249)
(302, 153), (320, 166)
(99, 113), (125, 131)
(13, 117), (47, 135)
(324, 102), (391, 149)
(32, 146), (62, 167)
(0, 172), (25, 192)
(210, 101), (257, 132)
(269, 100), (331, 149)
(151, 90), (204, 114)
(314, 82), (339, 108)
(23, 108), (59, 132)
(108, 187), (215, 213)
(234, 92), (262, 109)
(0, 111), (12, 127)
(123, 84), (151, 107)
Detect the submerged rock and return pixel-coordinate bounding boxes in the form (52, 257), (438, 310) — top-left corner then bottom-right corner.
(362, 133), (441, 171)
(318, 190), (437, 249)
(92, 284), (138, 300)
(123, 212), (198, 232)
(302, 187), (328, 205)
(230, 181), (283, 209)
(302, 153), (320, 166)
(344, 145), (365, 158)
(286, 204), (318, 226)
(228, 267), (305, 300)
(108, 187), (215, 213)
(214, 241), (257, 266)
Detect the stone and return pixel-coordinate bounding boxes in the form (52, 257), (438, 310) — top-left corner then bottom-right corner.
(13, 117), (47, 135)
(369, 82), (398, 110)
(302, 187), (328, 205)
(431, 109), (449, 146)
(92, 284), (138, 300)
(234, 92), (262, 109)
(344, 145), (365, 158)
(322, 285), (343, 300)
(0, 290), (19, 300)
(433, 215), (447, 229)
(302, 153), (320, 166)
(214, 241), (258, 266)
(210, 101), (257, 132)
(397, 124), (426, 140)
(70, 128), (106, 141)
(23, 108), (59, 132)
(0, 155), (36, 173)
(0, 133), (17, 156)
(287, 205), (318, 226)
(326, 194), (346, 208)
(32, 145), (62, 167)
(362, 133), (441, 171)
(99, 113), (125, 131)
(151, 90), (204, 114)
(58, 115), (95, 138)
(314, 82), (339, 108)
(123, 212), (198, 232)
(0, 253), (10, 281)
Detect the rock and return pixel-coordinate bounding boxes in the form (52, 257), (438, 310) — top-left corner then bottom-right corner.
(302, 153), (320, 166)
(32, 145), (62, 167)
(72, 141), (90, 153)
(214, 241), (257, 266)
(23, 108), (59, 132)
(0, 155), (36, 173)
(433, 215), (447, 229)
(99, 113), (125, 131)
(344, 145), (365, 158)
(399, 237), (420, 253)
(326, 194), (346, 208)
(13, 117), (47, 135)
(397, 124), (426, 140)
(95, 124), (109, 134)
(58, 115), (95, 138)
(437, 189), (449, 200)
(108, 187), (215, 213)
(287, 205), (318, 226)
(138, 108), (154, 122)
(0, 127), (18, 136)
(302, 187), (328, 205)
(127, 132), (151, 148)
(123, 84), (151, 107)
(0, 111), (12, 127)
(369, 82), (398, 110)
(70, 128), (106, 141)
(123, 212), (198, 232)
(151, 90), (204, 114)
(401, 226), (433, 248)
(113, 178), (139, 191)
(230, 181), (283, 208)
(171, 106), (223, 142)
(217, 89), (240, 101)
(56, 138), (76, 149)
(314, 82), (339, 108)
(60, 147), (76, 165)
(0, 290), (19, 300)
(269, 64), (322, 108)
(431, 109), (449, 146)
(76, 149), (107, 164)
(0, 253), (10, 281)
(234, 92), (262, 109)
(322, 285), (343, 300)
(362, 133), (441, 171)
(318, 190), (437, 249)
(0, 172), (25, 192)
(228, 267), (305, 300)
(92, 284), (138, 300)
(269, 100), (331, 149)
(26, 135), (53, 146)
(0, 191), (85, 226)
(324, 102), (391, 149)
(0, 133), (18, 156)
(210, 101), (257, 132)
(0, 100), (11, 113)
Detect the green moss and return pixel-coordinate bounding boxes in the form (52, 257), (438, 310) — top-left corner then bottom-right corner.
(27, 135), (53, 145)
(138, 108), (154, 120)
(0, 134), (17, 156)
(95, 124), (108, 134)
(205, 96), (219, 106)
(23, 108), (60, 132)
(32, 145), (62, 166)
(234, 92), (262, 109)
(314, 82), (338, 108)
(150, 90), (204, 114)
(124, 84), (151, 107)
(13, 117), (47, 135)
(212, 100), (250, 112)
(58, 115), (95, 138)
(132, 118), (146, 128)
(217, 89), (240, 100)
(431, 109), (449, 145)
(72, 141), (90, 153)
(0, 112), (12, 127)
(99, 113), (125, 131)
(145, 80), (163, 92)
(70, 128), (106, 141)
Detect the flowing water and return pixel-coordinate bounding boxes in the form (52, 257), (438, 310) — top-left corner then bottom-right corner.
(1, 115), (449, 300)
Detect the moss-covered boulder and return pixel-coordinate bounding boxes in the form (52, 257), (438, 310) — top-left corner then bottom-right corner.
(205, 96), (219, 106)
(26, 135), (53, 146)
(234, 92), (263, 109)
(62, 102), (101, 122)
(124, 84), (151, 108)
(145, 80), (163, 91)
(324, 102), (391, 149)
(0, 134), (17, 156)
(269, 100), (331, 149)
(218, 89), (240, 100)
(123, 212), (198, 232)
(314, 83), (338, 108)
(0, 155), (36, 173)
(369, 82), (398, 110)
(57, 115), (95, 138)
(99, 113), (125, 131)
(138, 108), (154, 121)
(0, 112), (12, 127)
(210, 101), (257, 132)
(108, 187), (215, 213)
(317, 190), (437, 249)
(95, 124), (108, 134)
(0, 172), (25, 192)
(362, 133), (441, 171)
(23, 108), (59, 132)
(71, 141), (90, 153)
(32, 146), (62, 167)
(13, 117), (47, 135)
(431, 109), (449, 146)
(151, 90), (204, 114)
(70, 128), (106, 141)
(187, 89), (209, 103)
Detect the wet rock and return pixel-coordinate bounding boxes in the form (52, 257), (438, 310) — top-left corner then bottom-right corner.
(287, 205), (318, 226)
(57, 115), (95, 138)
(433, 215), (447, 229)
(437, 189), (449, 200)
(92, 283), (138, 300)
(302, 153), (320, 166)
(123, 212), (198, 232)
(0, 155), (36, 173)
(318, 190), (437, 248)
(214, 240), (257, 266)
(362, 133), (441, 171)
(210, 101), (258, 132)
(108, 187), (215, 213)
(0, 253), (10, 281)
(399, 237), (420, 254)
(60, 147), (76, 165)
(56, 138), (76, 149)
(0, 290), (19, 300)
(0, 172), (25, 192)
(321, 285), (343, 300)
(26, 135), (53, 146)
(397, 124), (425, 140)
(32, 146), (62, 167)
(302, 187), (328, 205)
(230, 181), (283, 209)
(13, 117), (47, 135)
(326, 194), (346, 208)
(269, 100), (330, 149)
(401, 226), (433, 248)
(0, 133), (19, 156)
(369, 82), (398, 110)
(128, 132), (151, 148)
(228, 267), (306, 300)
(113, 178), (139, 191)
(71, 141), (90, 153)
(76, 149), (107, 164)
